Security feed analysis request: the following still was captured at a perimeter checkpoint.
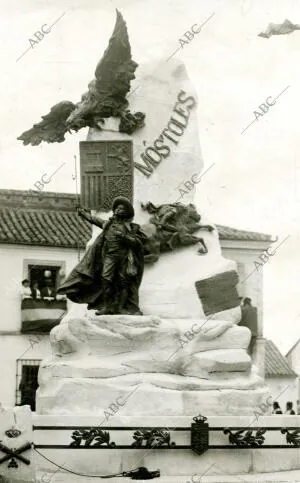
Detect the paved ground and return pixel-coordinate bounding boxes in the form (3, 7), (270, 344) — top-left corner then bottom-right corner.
(35, 469), (300, 482)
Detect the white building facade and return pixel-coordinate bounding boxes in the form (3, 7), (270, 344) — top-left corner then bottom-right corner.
(264, 339), (298, 411)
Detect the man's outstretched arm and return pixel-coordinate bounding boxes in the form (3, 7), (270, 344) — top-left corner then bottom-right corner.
(77, 208), (104, 229)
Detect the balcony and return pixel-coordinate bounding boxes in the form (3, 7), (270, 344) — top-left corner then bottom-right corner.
(21, 298), (67, 333)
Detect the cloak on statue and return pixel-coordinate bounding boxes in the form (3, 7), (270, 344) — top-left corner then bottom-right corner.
(57, 218), (146, 314)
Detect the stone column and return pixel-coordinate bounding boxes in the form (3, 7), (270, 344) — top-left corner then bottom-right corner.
(86, 57), (203, 225)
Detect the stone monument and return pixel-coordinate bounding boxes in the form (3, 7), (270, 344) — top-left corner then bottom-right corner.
(17, 10), (268, 418)
(17, 12), (300, 482)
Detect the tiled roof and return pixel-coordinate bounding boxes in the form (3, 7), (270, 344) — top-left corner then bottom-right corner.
(0, 189), (273, 248)
(0, 189), (91, 248)
(216, 224), (272, 242)
(0, 207), (90, 248)
(265, 339), (297, 377)
(286, 338), (300, 357)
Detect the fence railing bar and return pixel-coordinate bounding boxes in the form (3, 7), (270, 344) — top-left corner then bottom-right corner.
(33, 444), (300, 450)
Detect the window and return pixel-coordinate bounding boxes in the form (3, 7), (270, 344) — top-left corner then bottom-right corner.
(22, 260), (66, 300)
(21, 259), (67, 333)
(29, 265), (59, 299)
(16, 359), (41, 411)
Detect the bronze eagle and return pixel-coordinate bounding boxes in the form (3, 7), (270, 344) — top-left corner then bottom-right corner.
(18, 10), (145, 146)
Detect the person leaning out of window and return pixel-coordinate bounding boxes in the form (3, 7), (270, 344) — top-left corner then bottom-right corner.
(20, 279), (32, 300)
(31, 281), (41, 299)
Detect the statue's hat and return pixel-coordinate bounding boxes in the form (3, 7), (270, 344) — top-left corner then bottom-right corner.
(112, 196), (134, 218)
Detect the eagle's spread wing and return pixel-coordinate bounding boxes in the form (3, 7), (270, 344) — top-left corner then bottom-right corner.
(18, 10), (142, 146)
(94, 9), (137, 99)
(65, 9), (138, 129)
(18, 101), (76, 146)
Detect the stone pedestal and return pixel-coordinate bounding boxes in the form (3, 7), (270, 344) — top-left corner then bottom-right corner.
(36, 309), (268, 416)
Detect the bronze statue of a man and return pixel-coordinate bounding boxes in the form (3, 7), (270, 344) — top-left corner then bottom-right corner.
(57, 197), (146, 315)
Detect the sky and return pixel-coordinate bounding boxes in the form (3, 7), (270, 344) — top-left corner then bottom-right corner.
(0, 0), (299, 353)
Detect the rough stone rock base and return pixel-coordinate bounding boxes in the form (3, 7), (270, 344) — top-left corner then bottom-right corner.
(36, 312), (268, 415)
(37, 378), (269, 416)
